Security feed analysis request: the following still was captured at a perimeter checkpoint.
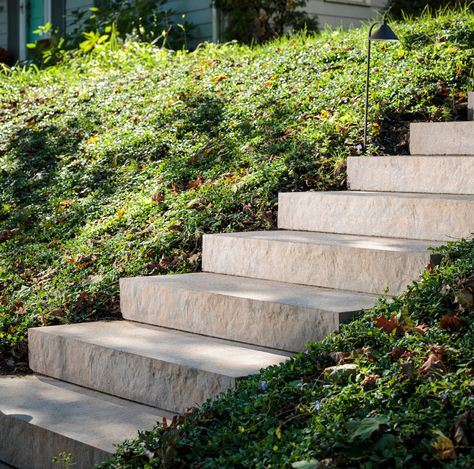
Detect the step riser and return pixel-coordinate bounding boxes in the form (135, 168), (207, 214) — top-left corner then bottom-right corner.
(468, 92), (473, 121)
(347, 156), (474, 195)
(29, 331), (235, 414)
(203, 235), (439, 295)
(0, 412), (110, 469)
(278, 192), (474, 241)
(121, 277), (353, 352)
(410, 122), (474, 155)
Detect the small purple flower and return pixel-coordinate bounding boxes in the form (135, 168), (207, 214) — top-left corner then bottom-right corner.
(356, 144), (364, 151)
(259, 380), (268, 391)
(440, 391), (449, 402)
(314, 400), (321, 412)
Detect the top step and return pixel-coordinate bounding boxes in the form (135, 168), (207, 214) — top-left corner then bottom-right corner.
(410, 122), (474, 155)
(469, 92), (473, 121)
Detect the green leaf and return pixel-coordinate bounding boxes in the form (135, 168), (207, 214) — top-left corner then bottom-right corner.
(347, 416), (389, 442)
(292, 460), (318, 469)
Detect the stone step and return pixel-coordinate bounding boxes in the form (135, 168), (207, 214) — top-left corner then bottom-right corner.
(0, 375), (166, 469)
(29, 321), (290, 414)
(203, 231), (441, 295)
(468, 92), (473, 121)
(120, 273), (378, 352)
(347, 156), (474, 195)
(277, 191), (474, 241)
(410, 122), (474, 155)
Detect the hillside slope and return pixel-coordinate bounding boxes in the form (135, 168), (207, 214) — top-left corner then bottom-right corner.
(0, 11), (473, 370)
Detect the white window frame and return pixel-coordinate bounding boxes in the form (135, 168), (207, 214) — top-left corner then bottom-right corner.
(44, 0), (52, 26)
(19, 0), (26, 60)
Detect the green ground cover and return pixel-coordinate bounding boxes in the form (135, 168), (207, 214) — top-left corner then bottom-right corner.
(1, 10), (473, 369)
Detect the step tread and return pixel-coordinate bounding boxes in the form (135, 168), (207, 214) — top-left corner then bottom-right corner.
(349, 154), (474, 158)
(30, 321), (291, 378)
(278, 191), (474, 241)
(128, 272), (379, 312)
(410, 121), (474, 155)
(205, 230), (442, 253)
(347, 156), (474, 195)
(279, 190), (474, 201)
(0, 375), (166, 454)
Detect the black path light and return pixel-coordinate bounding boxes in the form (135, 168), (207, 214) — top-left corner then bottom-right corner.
(364, 20), (399, 150)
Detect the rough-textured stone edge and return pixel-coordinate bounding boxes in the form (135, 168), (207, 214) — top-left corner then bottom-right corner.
(0, 412), (111, 469)
(468, 92), (473, 121)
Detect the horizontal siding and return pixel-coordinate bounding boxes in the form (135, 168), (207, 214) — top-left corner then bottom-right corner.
(0, 0), (7, 49)
(307, 0), (388, 29)
(65, 0), (94, 33)
(67, 0), (93, 11)
(167, 0), (213, 43)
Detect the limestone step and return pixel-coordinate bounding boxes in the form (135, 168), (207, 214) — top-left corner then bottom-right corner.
(277, 191), (474, 241)
(410, 122), (474, 155)
(0, 375), (166, 469)
(203, 231), (442, 295)
(468, 92), (473, 121)
(120, 273), (378, 352)
(347, 156), (474, 195)
(28, 321), (290, 414)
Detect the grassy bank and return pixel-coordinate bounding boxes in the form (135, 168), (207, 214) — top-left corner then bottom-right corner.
(0, 10), (473, 372)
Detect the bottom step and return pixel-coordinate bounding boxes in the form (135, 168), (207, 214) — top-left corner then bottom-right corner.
(0, 375), (167, 469)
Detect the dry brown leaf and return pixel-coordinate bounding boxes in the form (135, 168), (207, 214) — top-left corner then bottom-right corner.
(212, 74), (228, 83)
(362, 374), (379, 389)
(415, 323), (429, 334)
(389, 346), (405, 362)
(187, 175), (205, 190)
(451, 412), (471, 446)
(419, 353), (447, 380)
(151, 193), (164, 203)
(374, 315), (399, 333)
(432, 430), (456, 461)
(439, 314), (462, 331)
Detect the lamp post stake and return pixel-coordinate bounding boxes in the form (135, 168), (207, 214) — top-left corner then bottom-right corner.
(363, 20), (399, 151)
(364, 22), (381, 150)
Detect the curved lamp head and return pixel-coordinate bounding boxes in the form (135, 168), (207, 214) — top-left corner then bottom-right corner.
(369, 20), (399, 42)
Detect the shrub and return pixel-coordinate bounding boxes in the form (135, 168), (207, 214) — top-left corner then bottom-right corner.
(386, 0), (474, 19)
(27, 0), (194, 65)
(213, 0), (318, 43)
(67, 0), (193, 49)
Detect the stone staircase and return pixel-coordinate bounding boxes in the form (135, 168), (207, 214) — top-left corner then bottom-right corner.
(1, 93), (473, 468)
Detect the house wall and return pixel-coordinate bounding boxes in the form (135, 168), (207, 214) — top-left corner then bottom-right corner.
(65, 0), (93, 32)
(166, 0), (213, 44)
(0, 0), (7, 49)
(307, 0), (389, 30)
